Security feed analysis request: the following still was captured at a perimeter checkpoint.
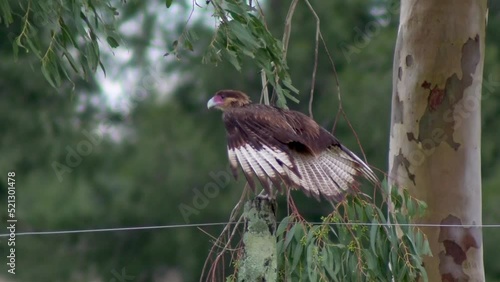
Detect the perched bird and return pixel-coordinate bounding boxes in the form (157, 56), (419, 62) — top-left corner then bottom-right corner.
(207, 90), (377, 201)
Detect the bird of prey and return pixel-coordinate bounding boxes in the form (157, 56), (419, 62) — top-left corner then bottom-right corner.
(207, 90), (377, 201)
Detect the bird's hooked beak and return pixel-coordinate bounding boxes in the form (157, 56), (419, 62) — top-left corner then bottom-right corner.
(207, 95), (224, 109)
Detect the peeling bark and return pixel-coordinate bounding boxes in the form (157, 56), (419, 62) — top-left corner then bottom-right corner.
(439, 215), (482, 281)
(388, 1), (487, 281)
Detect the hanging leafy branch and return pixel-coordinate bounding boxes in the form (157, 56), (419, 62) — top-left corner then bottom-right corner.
(202, 0), (299, 108)
(205, 180), (431, 282)
(1, 0), (122, 86)
(1, 0), (299, 105)
(274, 181), (431, 281)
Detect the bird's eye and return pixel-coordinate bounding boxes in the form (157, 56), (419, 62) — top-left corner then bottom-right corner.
(220, 94), (225, 99)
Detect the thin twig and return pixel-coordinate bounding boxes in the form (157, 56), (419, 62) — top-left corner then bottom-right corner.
(317, 29), (371, 165)
(282, 0), (299, 60)
(208, 214), (245, 277)
(304, 0), (320, 119)
(261, 70), (270, 105)
(18, 0), (32, 50)
(200, 184), (249, 282)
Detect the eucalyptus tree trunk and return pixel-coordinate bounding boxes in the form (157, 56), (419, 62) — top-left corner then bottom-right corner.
(388, 1), (487, 281)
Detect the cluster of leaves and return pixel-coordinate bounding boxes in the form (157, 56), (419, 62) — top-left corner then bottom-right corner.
(275, 182), (431, 281)
(165, 29), (199, 59)
(0, 0), (122, 87)
(2, 0), (299, 107)
(204, 0), (299, 108)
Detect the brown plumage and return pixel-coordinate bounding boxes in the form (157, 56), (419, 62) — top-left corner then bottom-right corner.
(207, 90), (377, 201)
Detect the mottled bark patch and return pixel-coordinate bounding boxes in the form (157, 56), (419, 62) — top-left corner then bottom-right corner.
(438, 214), (481, 281)
(393, 91), (404, 126)
(416, 35), (480, 151)
(421, 80), (431, 89)
(440, 253), (468, 282)
(405, 128), (446, 166)
(405, 54), (413, 67)
(422, 81), (445, 111)
(389, 148), (415, 185)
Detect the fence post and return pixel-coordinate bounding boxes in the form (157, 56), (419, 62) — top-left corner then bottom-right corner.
(237, 197), (277, 281)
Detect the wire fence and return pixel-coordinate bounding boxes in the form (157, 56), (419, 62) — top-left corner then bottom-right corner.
(1, 221), (499, 237)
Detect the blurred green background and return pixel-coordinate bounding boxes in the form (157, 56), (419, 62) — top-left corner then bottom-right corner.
(0, 0), (499, 281)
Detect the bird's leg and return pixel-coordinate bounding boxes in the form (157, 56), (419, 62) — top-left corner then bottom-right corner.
(255, 179), (278, 216)
(257, 179), (276, 200)
(257, 189), (272, 200)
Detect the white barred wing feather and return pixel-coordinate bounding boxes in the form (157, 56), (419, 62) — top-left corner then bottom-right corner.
(228, 144), (301, 194)
(228, 142), (377, 201)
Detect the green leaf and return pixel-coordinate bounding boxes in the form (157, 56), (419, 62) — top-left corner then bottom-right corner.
(369, 220), (378, 254)
(417, 200), (428, 217)
(422, 235), (432, 256)
(15, 35), (25, 50)
(60, 20), (78, 48)
(26, 36), (41, 58)
(277, 217), (291, 237)
(293, 223), (304, 242)
(354, 201), (365, 220)
(322, 247), (335, 279)
(363, 249), (377, 272)
(282, 78), (299, 94)
(381, 177), (389, 196)
(419, 263), (429, 282)
(165, 0), (173, 8)
(52, 60), (62, 86)
(284, 224), (297, 249)
(397, 262), (408, 281)
(106, 36), (119, 48)
(225, 50), (241, 71)
(99, 61), (107, 77)
(221, 1), (247, 16)
(184, 39), (193, 51)
(41, 63), (56, 88)
(330, 251), (341, 281)
(395, 213), (409, 233)
(348, 253), (358, 279)
(306, 225), (319, 244)
(0, 0), (13, 26)
(63, 51), (80, 74)
(228, 20), (259, 50)
(58, 58), (73, 82)
(306, 244), (317, 281)
(403, 234), (417, 255)
(276, 238), (284, 255)
(86, 41), (99, 71)
(376, 205), (387, 223)
(290, 243), (303, 273)
(282, 89), (299, 103)
(308, 266), (318, 281)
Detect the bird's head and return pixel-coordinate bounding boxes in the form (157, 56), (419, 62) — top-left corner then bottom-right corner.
(207, 90), (252, 111)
